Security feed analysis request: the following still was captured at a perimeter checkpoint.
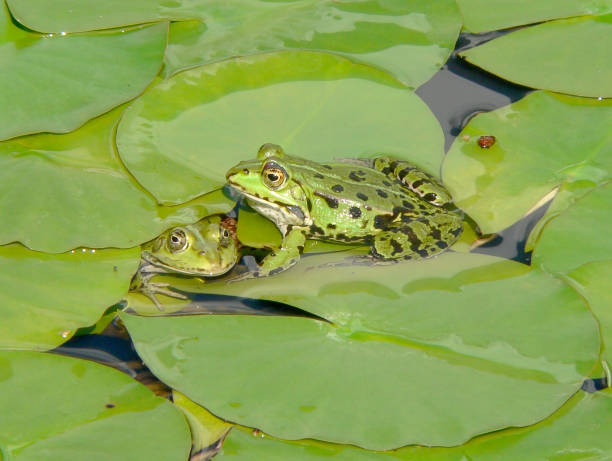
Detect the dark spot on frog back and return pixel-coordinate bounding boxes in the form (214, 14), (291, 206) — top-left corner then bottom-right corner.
(314, 173), (325, 179)
(349, 207), (362, 218)
(390, 239), (404, 256)
(310, 224), (325, 235)
(331, 184), (344, 193)
(314, 191), (338, 209)
(356, 192), (368, 201)
(376, 189), (388, 198)
(373, 215), (389, 229)
(349, 171), (365, 182)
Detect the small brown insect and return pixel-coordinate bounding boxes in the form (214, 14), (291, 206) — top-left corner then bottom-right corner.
(477, 135), (496, 148)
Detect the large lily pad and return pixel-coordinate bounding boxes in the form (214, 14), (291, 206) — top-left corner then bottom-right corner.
(0, 3), (167, 141)
(442, 91), (612, 234)
(0, 350), (191, 460)
(122, 251), (598, 449)
(7, 0), (462, 89)
(0, 105), (235, 253)
(0, 243), (138, 351)
(455, 0), (612, 33)
(217, 390), (612, 460)
(565, 261), (612, 367)
(117, 51), (445, 205)
(460, 15), (612, 98)
(531, 182), (612, 274)
(162, 0), (462, 86)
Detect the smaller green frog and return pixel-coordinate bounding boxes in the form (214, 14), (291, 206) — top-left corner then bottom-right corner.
(131, 215), (239, 309)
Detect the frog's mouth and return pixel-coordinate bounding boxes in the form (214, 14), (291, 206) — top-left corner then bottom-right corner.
(228, 183), (309, 229)
(141, 252), (235, 277)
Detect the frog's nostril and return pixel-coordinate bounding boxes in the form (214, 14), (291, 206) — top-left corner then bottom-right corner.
(242, 168), (249, 174)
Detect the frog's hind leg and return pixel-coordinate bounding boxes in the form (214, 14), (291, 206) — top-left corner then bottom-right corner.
(371, 214), (464, 260)
(373, 156), (452, 207)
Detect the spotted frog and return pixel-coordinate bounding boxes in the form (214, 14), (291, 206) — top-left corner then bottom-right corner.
(131, 215), (239, 308)
(225, 144), (463, 279)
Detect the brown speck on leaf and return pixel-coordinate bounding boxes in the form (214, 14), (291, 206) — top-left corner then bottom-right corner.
(462, 135), (470, 141)
(477, 135), (496, 148)
(105, 403), (115, 409)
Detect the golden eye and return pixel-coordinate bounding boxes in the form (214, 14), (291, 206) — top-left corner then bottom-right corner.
(262, 162), (287, 190)
(167, 229), (188, 253)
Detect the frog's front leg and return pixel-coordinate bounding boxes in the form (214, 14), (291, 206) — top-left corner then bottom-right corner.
(371, 214), (463, 260)
(229, 226), (308, 282)
(130, 264), (187, 310)
(373, 156), (452, 207)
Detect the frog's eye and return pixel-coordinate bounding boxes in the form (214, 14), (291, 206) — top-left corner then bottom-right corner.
(262, 161), (287, 190)
(167, 229), (188, 253)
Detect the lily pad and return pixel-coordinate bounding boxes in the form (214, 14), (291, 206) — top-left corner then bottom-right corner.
(531, 182), (612, 274)
(0, 3), (167, 141)
(442, 91), (612, 234)
(0, 243), (138, 351)
(460, 15), (612, 98)
(455, 0), (612, 33)
(122, 251), (598, 449)
(565, 261), (612, 368)
(162, 0), (462, 86)
(0, 105), (235, 253)
(173, 390), (232, 455)
(217, 390), (612, 460)
(0, 350), (191, 460)
(7, 0), (462, 89)
(117, 51), (445, 205)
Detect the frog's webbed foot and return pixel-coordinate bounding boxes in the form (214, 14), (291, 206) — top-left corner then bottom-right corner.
(139, 282), (189, 311)
(131, 268), (189, 311)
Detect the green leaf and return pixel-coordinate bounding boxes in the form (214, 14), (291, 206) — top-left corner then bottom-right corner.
(6, 0), (462, 89)
(0, 105), (235, 253)
(442, 91), (612, 234)
(565, 261), (612, 368)
(117, 51), (445, 205)
(532, 182), (612, 274)
(122, 251), (598, 449)
(0, 243), (138, 351)
(217, 390), (612, 460)
(460, 15), (612, 98)
(162, 0), (462, 87)
(0, 350), (191, 460)
(173, 391), (232, 454)
(0, 3), (167, 141)
(236, 207), (282, 249)
(455, 0), (612, 33)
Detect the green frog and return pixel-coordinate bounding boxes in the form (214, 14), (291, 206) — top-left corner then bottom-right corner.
(225, 144), (463, 279)
(131, 215), (239, 308)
